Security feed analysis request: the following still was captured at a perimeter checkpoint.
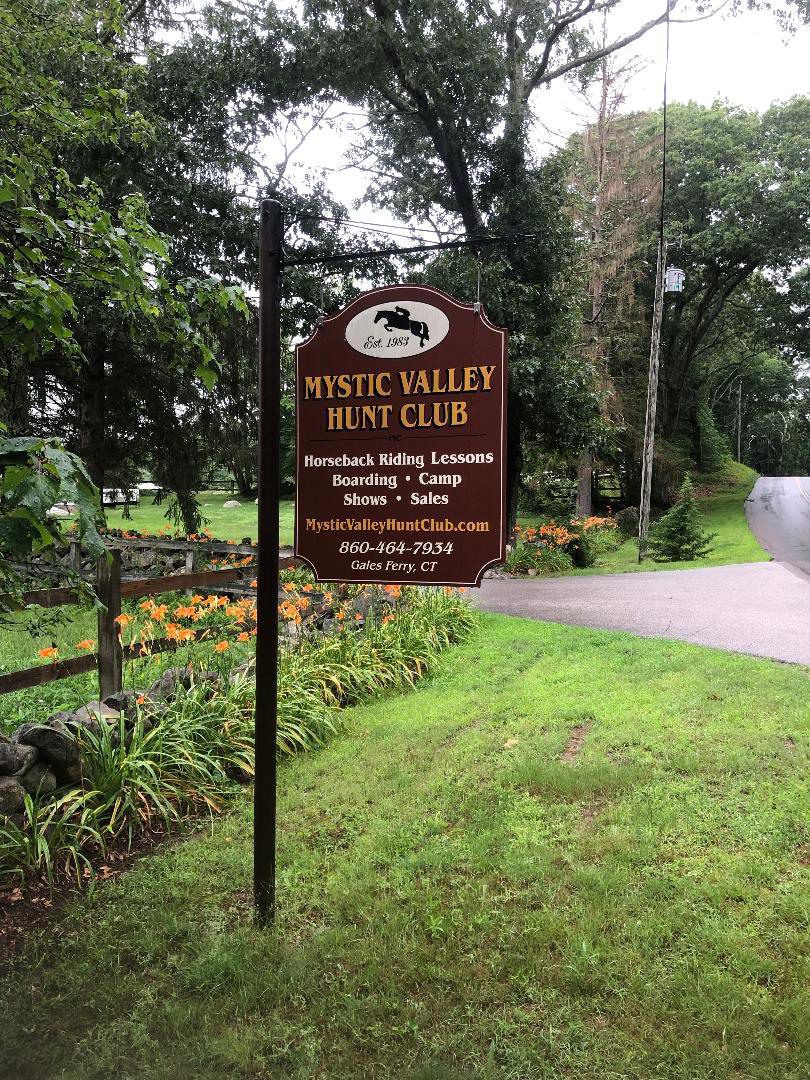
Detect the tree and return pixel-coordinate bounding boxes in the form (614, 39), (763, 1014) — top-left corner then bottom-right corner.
(566, 38), (661, 514)
(652, 99), (810, 446)
(0, 435), (105, 607)
(0, 0), (251, 533)
(562, 98), (810, 503)
(648, 473), (714, 561)
(283, 0), (808, 517)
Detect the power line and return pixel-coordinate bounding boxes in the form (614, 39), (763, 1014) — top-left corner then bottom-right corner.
(282, 233), (535, 269)
(294, 212), (466, 238)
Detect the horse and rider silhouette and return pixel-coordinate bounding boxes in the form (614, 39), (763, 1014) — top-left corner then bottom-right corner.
(374, 306), (429, 348)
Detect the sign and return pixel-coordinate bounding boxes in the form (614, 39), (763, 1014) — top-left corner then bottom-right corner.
(295, 285), (507, 586)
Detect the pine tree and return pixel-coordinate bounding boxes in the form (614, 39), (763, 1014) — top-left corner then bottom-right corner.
(648, 475), (716, 562)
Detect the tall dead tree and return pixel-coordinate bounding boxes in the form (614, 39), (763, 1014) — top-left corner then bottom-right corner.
(570, 39), (660, 515)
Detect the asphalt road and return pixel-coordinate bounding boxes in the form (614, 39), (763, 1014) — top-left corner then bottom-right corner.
(745, 475), (810, 579)
(475, 476), (810, 664)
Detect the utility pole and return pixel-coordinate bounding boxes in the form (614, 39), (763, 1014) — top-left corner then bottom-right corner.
(254, 199), (282, 925)
(638, 238), (667, 562)
(736, 379), (743, 462)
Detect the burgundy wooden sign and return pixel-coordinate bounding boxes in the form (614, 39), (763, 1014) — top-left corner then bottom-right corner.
(294, 284), (507, 586)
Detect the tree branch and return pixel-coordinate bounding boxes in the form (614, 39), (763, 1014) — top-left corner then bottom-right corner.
(526, 1), (682, 96)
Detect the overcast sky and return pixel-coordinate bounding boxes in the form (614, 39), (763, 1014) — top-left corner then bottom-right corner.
(281, 2), (808, 229)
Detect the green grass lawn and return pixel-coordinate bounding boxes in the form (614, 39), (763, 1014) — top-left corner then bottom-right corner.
(4, 615), (808, 1079)
(104, 492), (296, 546)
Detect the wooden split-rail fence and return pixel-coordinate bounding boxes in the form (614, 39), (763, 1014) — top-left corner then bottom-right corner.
(1, 542), (296, 701)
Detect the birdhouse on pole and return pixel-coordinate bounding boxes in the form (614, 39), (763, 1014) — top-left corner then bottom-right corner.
(665, 266), (685, 293)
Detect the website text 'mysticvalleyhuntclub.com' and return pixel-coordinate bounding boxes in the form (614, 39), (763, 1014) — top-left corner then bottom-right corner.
(304, 517), (491, 534)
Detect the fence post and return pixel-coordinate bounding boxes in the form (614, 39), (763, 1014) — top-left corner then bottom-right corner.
(184, 545), (197, 597)
(97, 549), (123, 701)
(68, 538), (82, 571)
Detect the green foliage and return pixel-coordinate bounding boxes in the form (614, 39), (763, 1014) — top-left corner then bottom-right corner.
(0, 434), (104, 606)
(0, 789), (100, 885)
(648, 475), (716, 563)
(505, 541), (574, 576)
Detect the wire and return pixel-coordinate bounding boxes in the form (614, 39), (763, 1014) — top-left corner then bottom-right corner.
(291, 213), (467, 241)
(282, 233), (534, 269)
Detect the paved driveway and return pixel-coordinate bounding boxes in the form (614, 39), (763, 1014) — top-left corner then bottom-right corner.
(475, 478), (810, 665)
(745, 475), (810, 578)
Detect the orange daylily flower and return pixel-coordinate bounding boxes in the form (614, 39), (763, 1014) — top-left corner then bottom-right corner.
(176, 627), (195, 642)
(250, 579), (257, 588)
(136, 694), (146, 705)
(237, 631), (249, 642)
(214, 640), (230, 653)
(38, 646), (58, 660)
(354, 612), (363, 622)
(282, 582), (295, 593)
(301, 583), (313, 593)
(114, 613), (133, 628)
(75, 639), (95, 651)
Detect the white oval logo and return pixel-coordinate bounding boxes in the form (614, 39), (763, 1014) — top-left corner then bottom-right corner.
(345, 300), (449, 358)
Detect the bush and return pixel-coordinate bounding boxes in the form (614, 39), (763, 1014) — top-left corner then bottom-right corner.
(505, 535), (574, 576)
(648, 475), (716, 562)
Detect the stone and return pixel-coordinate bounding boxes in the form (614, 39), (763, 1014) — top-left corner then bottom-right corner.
(103, 690), (142, 722)
(0, 776), (25, 815)
(71, 701), (121, 725)
(60, 761), (83, 786)
(222, 499), (241, 508)
(0, 735), (38, 777)
(45, 710), (80, 729)
(12, 723), (80, 776)
(47, 505), (70, 518)
(18, 761), (57, 797)
(229, 660), (255, 684)
(147, 666), (192, 701)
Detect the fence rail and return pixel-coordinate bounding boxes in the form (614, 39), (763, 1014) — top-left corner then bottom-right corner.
(0, 554), (254, 699)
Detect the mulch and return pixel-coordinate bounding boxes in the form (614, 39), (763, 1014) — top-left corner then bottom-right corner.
(0, 820), (184, 972)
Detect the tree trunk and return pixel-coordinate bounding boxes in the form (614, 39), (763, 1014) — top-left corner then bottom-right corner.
(575, 450), (593, 517)
(506, 396), (522, 536)
(77, 345), (106, 491)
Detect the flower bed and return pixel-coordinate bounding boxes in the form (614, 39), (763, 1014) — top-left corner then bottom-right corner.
(505, 516), (622, 575)
(0, 579), (474, 887)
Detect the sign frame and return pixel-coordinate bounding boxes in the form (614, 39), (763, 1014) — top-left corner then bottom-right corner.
(293, 283), (508, 588)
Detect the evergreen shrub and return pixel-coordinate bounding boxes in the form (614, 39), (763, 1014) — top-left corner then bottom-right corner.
(648, 475), (716, 562)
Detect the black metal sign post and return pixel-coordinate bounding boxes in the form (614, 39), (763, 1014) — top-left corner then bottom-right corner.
(254, 199), (282, 925)
(252, 201), (522, 924)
